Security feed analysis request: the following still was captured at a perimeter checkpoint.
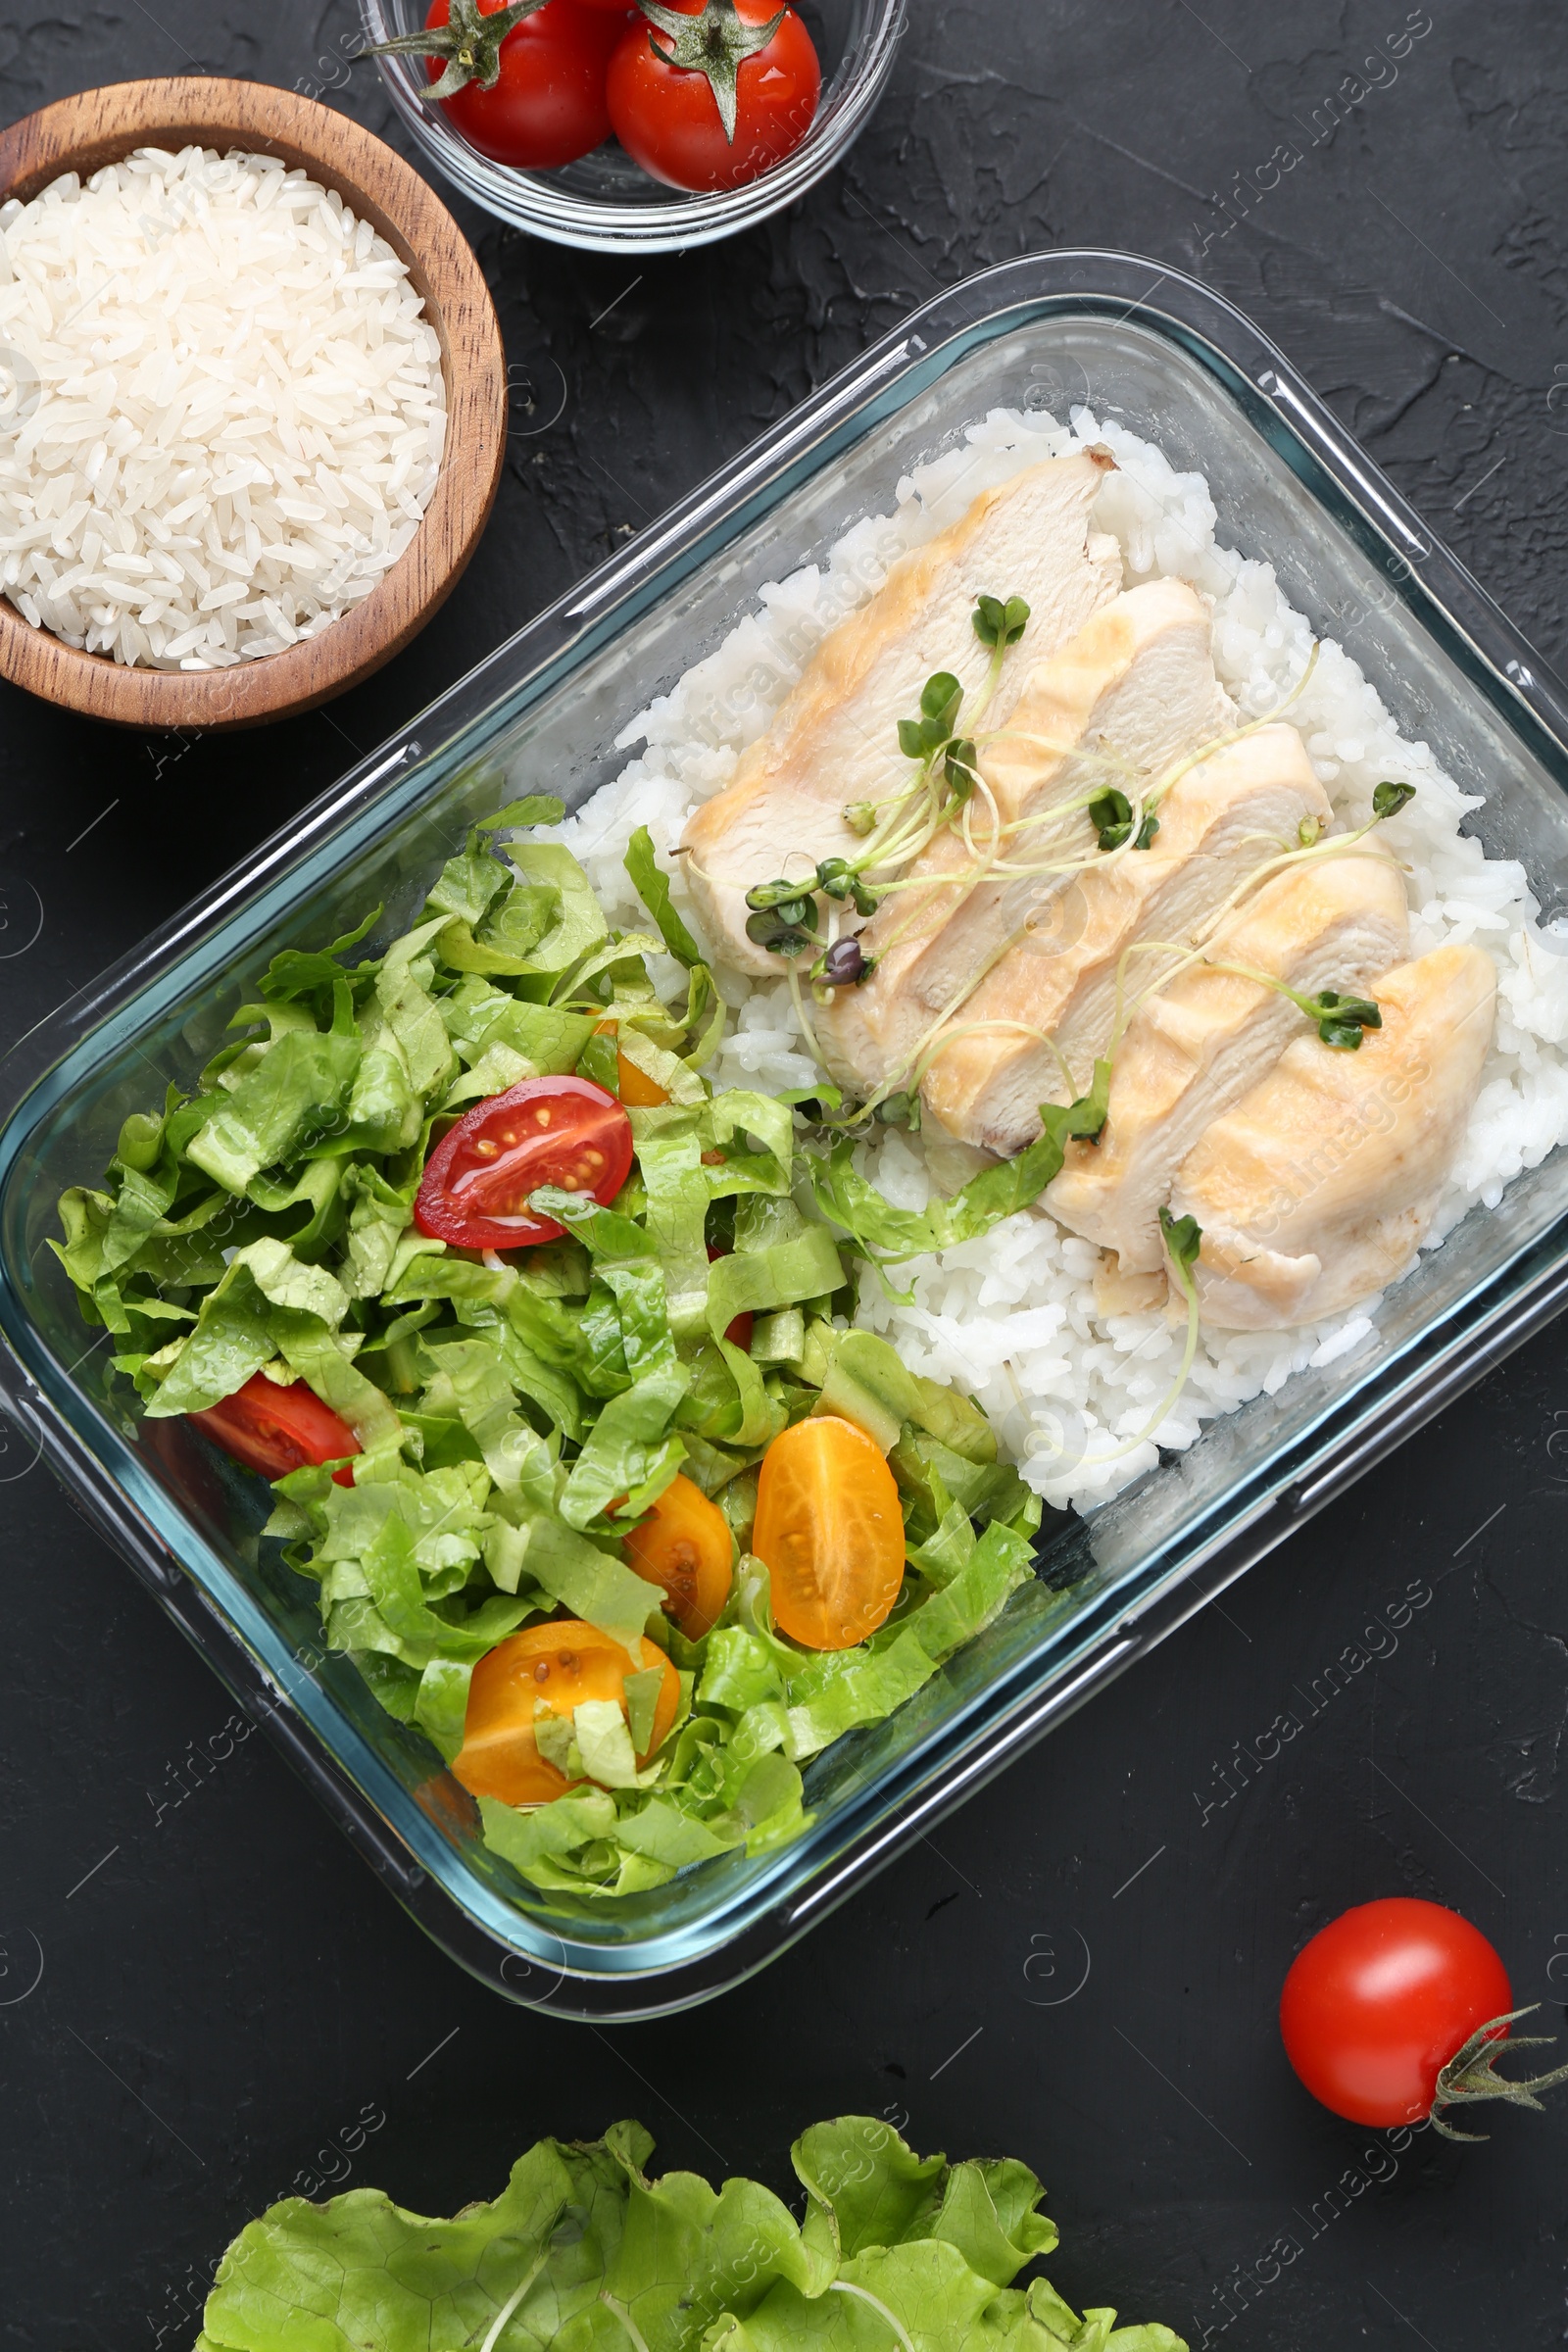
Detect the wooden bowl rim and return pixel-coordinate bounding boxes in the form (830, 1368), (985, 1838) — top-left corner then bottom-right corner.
(0, 77), (506, 731)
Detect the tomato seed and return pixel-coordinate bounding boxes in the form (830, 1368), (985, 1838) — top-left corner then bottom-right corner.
(473, 1139), (498, 1159)
(583, 1148), (604, 1169)
(535, 1108), (552, 1127)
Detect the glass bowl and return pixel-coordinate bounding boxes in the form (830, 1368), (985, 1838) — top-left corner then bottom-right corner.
(356, 0), (906, 252)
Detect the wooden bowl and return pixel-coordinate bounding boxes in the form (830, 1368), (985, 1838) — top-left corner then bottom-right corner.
(0, 78), (507, 730)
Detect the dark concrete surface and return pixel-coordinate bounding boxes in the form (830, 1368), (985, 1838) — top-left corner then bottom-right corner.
(5, 4), (1568, 2345)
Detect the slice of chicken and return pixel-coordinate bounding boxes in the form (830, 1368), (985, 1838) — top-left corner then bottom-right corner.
(679, 449), (1121, 978)
(920, 723), (1333, 1156)
(1166, 944), (1496, 1330)
(816, 577), (1234, 1097)
(1047, 849), (1411, 1274)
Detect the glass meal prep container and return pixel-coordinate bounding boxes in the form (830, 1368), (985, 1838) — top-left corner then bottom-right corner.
(6, 252), (1568, 2021)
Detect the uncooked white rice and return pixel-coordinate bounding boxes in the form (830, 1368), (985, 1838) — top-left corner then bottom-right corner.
(0, 145), (446, 670)
(541, 406), (1568, 1512)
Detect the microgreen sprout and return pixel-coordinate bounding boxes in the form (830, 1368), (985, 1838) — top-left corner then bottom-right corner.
(1373, 779), (1416, 820)
(745, 876), (811, 912)
(814, 858), (878, 916)
(1308, 989), (1382, 1049)
(842, 801), (877, 837)
(1088, 787), (1159, 853)
(876, 1091), (921, 1129)
(972, 593), (1031, 651)
(812, 938), (875, 987)
(1203, 957), (1383, 1049)
(743, 880), (817, 956)
(945, 736), (979, 801)
(1298, 813), (1321, 848)
(1159, 1204), (1202, 1289)
(897, 671), (963, 762)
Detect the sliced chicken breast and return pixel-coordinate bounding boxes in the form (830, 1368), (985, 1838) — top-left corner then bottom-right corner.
(1166, 944), (1496, 1330)
(817, 577), (1234, 1097)
(920, 724), (1333, 1155)
(680, 450), (1121, 978)
(1047, 850), (1410, 1273)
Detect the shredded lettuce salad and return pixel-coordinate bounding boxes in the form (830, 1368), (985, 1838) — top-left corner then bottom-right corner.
(53, 801), (1087, 1900)
(194, 2113), (1187, 2352)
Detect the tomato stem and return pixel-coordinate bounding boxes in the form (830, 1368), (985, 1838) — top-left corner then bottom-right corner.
(358, 0), (552, 100)
(634, 0), (788, 142)
(1430, 2003), (1568, 2142)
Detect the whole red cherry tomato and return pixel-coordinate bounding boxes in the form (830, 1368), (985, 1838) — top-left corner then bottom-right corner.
(188, 1373), (361, 1488)
(424, 0), (622, 170)
(1280, 1898), (1516, 2129)
(416, 1074), (634, 1251)
(607, 0), (821, 193)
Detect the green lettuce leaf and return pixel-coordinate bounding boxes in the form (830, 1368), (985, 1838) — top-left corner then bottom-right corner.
(195, 2118), (1187, 2352)
(806, 1064), (1111, 1273)
(623, 825), (705, 968)
(187, 991), (361, 1197)
(520, 1515), (665, 1654)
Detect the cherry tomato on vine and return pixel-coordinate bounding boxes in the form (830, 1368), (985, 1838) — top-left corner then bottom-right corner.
(1280, 1898), (1523, 2130)
(188, 1373), (361, 1488)
(422, 0), (622, 170)
(607, 0), (821, 193)
(415, 1074), (633, 1251)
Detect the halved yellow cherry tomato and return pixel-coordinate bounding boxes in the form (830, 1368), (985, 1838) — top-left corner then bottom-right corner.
(622, 1472), (733, 1639)
(452, 1619), (679, 1807)
(752, 1414), (905, 1650)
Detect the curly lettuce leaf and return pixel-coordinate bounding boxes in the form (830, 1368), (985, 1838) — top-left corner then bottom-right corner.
(195, 2119), (1186, 2352)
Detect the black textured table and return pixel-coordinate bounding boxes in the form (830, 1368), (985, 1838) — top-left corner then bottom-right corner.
(5, 7), (1567, 2345)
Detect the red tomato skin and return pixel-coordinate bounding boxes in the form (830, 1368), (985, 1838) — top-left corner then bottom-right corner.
(428, 0), (620, 171)
(607, 0), (821, 193)
(416, 1074), (634, 1251)
(188, 1373), (360, 1488)
(1280, 1897), (1513, 2126)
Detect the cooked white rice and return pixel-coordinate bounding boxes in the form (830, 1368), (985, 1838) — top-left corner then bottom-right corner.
(0, 146), (446, 670)
(543, 406), (1568, 1510)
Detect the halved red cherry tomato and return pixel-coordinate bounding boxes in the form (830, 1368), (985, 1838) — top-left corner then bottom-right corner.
(425, 0), (622, 171)
(606, 0), (821, 194)
(187, 1372), (360, 1488)
(416, 1075), (633, 1252)
(1280, 1898), (1515, 2127)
